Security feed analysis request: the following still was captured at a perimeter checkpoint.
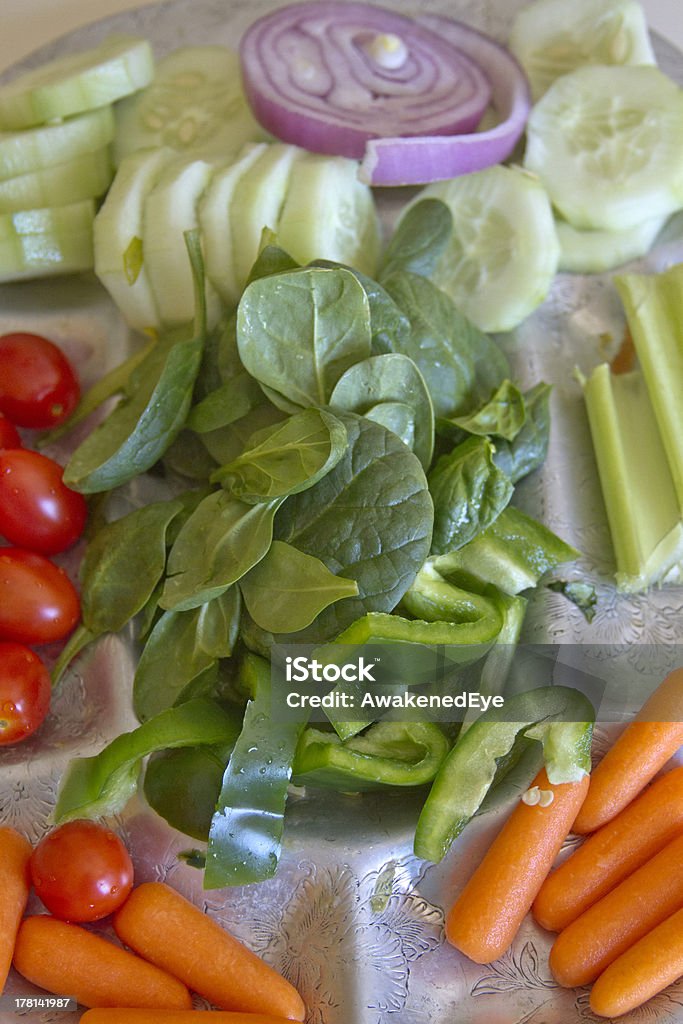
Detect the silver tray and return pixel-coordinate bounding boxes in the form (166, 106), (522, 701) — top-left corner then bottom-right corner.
(2, 2), (683, 1022)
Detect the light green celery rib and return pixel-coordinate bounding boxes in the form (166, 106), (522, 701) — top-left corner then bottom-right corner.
(583, 364), (683, 592)
(615, 263), (683, 510)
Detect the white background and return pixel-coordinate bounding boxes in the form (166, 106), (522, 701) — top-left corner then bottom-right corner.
(0, 0), (681, 72)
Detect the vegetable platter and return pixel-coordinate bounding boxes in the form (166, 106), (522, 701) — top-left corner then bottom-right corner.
(2, 0), (683, 1022)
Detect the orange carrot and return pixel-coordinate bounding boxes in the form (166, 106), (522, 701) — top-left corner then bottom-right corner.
(590, 906), (683, 1018)
(13, 915), (192, 1010)
(445, 768), (589, 964)
(0, 827), (32, 993)
(113, 882), (306, 1021)
(549, 832), (683, 988)
(533, 764), (683, 932)
(574, 666), (683, 834)
(81, 1014), (294, 1024)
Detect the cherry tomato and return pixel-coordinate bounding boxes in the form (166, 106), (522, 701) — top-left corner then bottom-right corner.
(0, 548), (80, 645)
(0, 449), (87, 554)
(0, 413), (21, 449)
(0, 332), (80, 429)
(30, 820), (134, 922)
(0, 641), (51, 745)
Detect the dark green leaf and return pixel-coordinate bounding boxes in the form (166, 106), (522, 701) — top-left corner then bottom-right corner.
(379, 198), (454, 280)
(547, 580), (598, 623)
(450, 380), (527, 441)
(492, 382), (552, 483)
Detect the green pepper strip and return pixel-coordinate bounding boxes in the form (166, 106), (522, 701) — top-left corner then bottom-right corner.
(203, 653), (308, 889)
(292, 720), (450, 791)
(413, 685), (594, 864)
(54, 697), (241, 822)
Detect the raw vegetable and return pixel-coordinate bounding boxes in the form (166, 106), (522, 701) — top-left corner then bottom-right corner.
(509, 0), (656, 100)
(524, 66), (683, 231)
(0, 331), (80, 428)
(589, 908), (683, 1018)
(113, 46), (266, 165)
(445, 768), (590, 964)
(0, 413), (21, 448)
(81, 1013), (295, 1024)
(143, 745), (229, 841)
(0, 198), (95, 282)
(533, 765), (683, 932)
(0, 34), (154, 130)
(0, 827), (32, 991)
(413, 686), (594, 864)
(0, 449), (87, 554)
(549, 832), (683, 988)
(12, 915), (193, 1009)
(0, 642), (51, 745)
(0, 548), (80, 645)
(30, 820), (133, 923)
(0, 146), (112, 215)
(113, 881), (306, 1019)
(0, 106), (115, 181)
(556, 214), (667, 274)
(239, 2), (491, 159)
(405, 167), (559, 332)
(574, 667), (683, 833)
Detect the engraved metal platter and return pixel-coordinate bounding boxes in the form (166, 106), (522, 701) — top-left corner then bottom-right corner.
(2, 1), (683, 1022)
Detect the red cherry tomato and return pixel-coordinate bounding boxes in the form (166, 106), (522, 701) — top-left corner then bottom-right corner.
(0, 332), (80, 429)
(30, 820), (134, 922)
(0, 641), (51, 745)
(0, 449), (87, 554)
(0, 413), (21, 449)
(0, 548), (80, 645)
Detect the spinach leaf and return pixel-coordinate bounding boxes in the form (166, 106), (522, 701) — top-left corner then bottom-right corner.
(492, 382), (552, 483)
(449, 380), (527, 441)
(428, 437), (513, 555)
(365, 402), (415, 448)
(239, 540), (359, 633)
(161, 490), (282, 611)
(383, 271), (509, 419)
(312, 260), (411, 355)
(144, 744), (230, 841)
(547, 580), (598, 623)
(247, 239), (299, 283)
(236, 266), (372, 408)
(379, 198), (454, 280)
(272, 411), (433, 640)
(186, 372), (264, 433)
(329, 353), (434, 470)
(213, 408), (348, 503)
(200, 400), (286, 467)
(54, 698), (241, 821)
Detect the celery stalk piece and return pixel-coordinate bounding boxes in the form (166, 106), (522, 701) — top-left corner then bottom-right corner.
(582, 364), (683, 592)
(615, 263), (683, 511)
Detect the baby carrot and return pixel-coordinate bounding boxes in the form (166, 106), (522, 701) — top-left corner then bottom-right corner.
(0, 827), (32, 993)
(590, 906), (683, 1018)
(549, 832), (683, 988)
(81, 1013), (293, 1024)
(574, 667), (683, 834)
(113, 882), (306, 1021)
(533, 765), (683, 932)
(445, 768), (589, 964)
(13, 915), (192, 1009)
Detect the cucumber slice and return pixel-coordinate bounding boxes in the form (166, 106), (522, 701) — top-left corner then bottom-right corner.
(0, 147), (113, 215)
(143, 156), (218, 326)
(414, 165), (559, 332)
(0, 106), (115, 182)
(94, 147), (175, 332)
(114, 46), (267, 165)
(0, 35), (154, 131)
(229, 143), (302, 292)
(524, 65), (683, 232)
(198, 142), (268, 305)
(509, 0), (656, 101)
(0, 199), (95, 282)
(556, 214), (667, 273)
(277, 153), (380, 277)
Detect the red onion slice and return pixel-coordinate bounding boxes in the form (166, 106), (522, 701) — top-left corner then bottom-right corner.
(239, 1), (492, 160)
(359, 15), (531, 186)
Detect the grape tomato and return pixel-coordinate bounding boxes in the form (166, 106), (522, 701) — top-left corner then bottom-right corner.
(0, 332), (80, 429)
(0, 547), (80, 645)
(0, 413), (21, 449)
(0, 641), (51, 745)
(0, 449), (87, 554)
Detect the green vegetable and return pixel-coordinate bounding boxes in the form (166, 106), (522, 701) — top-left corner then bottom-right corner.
(491, 382), (552, 484)
(54, 698), (240, 822)
(400, 563), (505, 644)
(378, 197), (454, 280)
(413, 686), (594, 863)
(204, 653), (306, 887)
(447, 380), (527, 442)
(292, 721), (450, 790)
(0, 198), (96, 284)
(144, 745), (231, 841)
(547, 580), (598, 622)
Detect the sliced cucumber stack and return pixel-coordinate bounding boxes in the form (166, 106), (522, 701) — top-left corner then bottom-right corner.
(414, 165), (559, 332)
(0, 106), (115, 181)
(0, 199), (95, 282)
(0, 147), (113, 214)
(114, 46), (268, 165)
(556, 214), (667, 273)
(524, 65), (683, 232)
(94, 147), (175, 332)
(509, 0), (656, 101)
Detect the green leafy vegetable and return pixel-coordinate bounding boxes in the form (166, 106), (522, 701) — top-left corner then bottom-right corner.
(547, 580), (598, 622)
(144, 745), (231, 841)
(492, 382), (552, 483)
(379, 198), (454, 280)
(448, 380), (527, 441)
